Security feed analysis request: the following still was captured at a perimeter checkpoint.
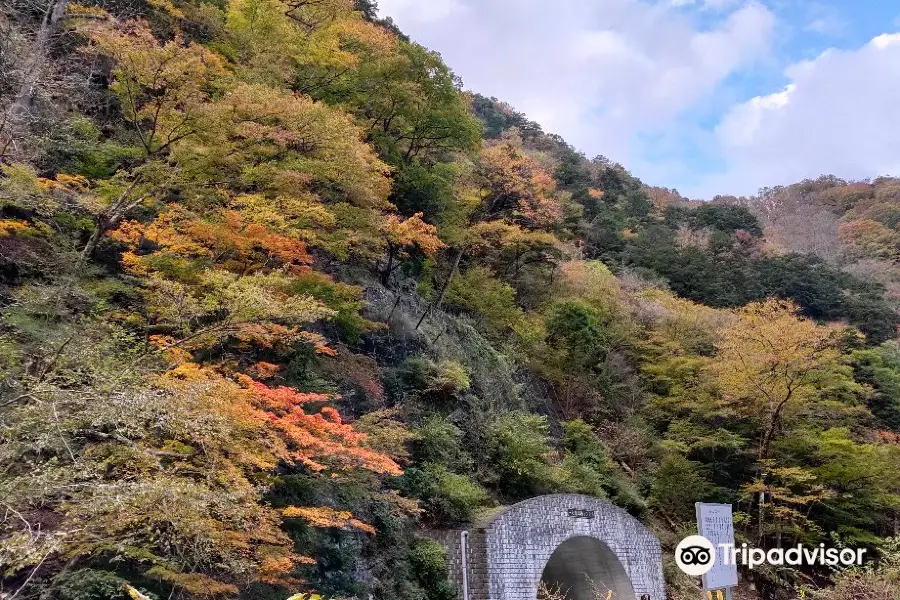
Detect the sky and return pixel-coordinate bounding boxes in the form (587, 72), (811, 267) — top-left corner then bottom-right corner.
(374, 0), (900, 199)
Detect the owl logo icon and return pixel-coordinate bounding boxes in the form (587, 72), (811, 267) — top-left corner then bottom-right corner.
(676, 535), (716, 576)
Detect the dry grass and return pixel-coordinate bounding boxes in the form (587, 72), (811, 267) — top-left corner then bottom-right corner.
(536, 579), (622, 600)
(810, 572), (900, 600)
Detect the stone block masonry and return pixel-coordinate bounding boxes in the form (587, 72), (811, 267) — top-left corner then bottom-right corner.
(427, 494), (665, 600)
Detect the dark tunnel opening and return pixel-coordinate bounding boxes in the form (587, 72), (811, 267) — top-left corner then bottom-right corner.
(538, 536), (636, 600)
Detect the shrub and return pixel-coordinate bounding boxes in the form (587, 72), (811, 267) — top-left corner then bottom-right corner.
(558, 420), (647, 516)
(812, 571), (900, 600)
(412, 416), (470, 469)
(395, 357), (471, 404)
(487, 411), (557, 499)
(811, 537), (900, 600)
(446, 266), (523, 335)
(397, 464), (488, 526)
(56, 569), (156, 600)
(649, 453), (713, 521)
(409, 539), (457, 600)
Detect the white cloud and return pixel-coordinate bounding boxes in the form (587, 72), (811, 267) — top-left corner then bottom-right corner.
(707, 0), (738, 8)
(715, 84), (794, 148)
(377, 0), (774, 179)
(571, 30), (648, 63)
(871, 32), (900, 49)
(802, 3), (845, 37)
(689, 31), (900, 197)
(668, 0), (739, 10)
(376, 0), (465, 23)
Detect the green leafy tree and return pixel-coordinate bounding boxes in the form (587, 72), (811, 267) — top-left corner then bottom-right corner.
(487, 412), (556, 500)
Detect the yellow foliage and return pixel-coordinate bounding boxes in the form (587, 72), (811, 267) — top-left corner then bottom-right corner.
(711, 298), (847, 458)
(54, 173), (90, 192)
(126, 586), (153, 600)
(145, 568), (239, 597)
(225, 0), (396, 89)
(67, 2), (110, 17)
(81, 19), (226, 155)
(556, 260), (620, 307)
(1, 163), (61, 215)
(230, 193), (338, 237)
(636, 287), (725, 351)
(0, 219), (37, 237)
(146, 0), (184, 17)
(189, 83), (392, 207)
(839, 218), (900, 262)
(468, 221), (558, 255)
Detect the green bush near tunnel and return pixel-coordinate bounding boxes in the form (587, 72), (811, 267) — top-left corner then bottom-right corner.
(409, 539), (457, 600)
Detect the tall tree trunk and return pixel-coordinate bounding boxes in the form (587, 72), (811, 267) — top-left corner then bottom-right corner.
(758, 391), (792, 462)
(380, 245), (395, 286)
(386, 292), (402, 322)
(76, 182), (145, 270)
(754, 409), (784, 547)
(2, 0), (68, 154)
(758, 489), (765, 545)
(433, 248), (463, 311)
(76, 213), (110, 269)
(415, 248), (462, 330)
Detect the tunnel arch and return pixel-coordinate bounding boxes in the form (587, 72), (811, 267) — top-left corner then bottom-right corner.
(539, 536), (636, 600)
(483, 494), (664, 600)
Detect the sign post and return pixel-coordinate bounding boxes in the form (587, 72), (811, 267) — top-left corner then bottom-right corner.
(695, 503), (738, 600)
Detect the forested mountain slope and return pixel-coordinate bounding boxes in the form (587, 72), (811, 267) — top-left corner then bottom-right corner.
(1, 1), (900, 600)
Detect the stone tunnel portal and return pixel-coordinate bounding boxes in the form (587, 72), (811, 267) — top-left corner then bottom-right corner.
(539, 536), (636, 600)
(427, 494), (665, 600)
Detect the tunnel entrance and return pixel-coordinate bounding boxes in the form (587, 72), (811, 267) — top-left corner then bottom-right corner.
(538, 536), (636, 600)
(427, 494), (664, 600)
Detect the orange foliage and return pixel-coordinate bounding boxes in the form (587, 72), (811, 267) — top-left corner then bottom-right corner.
(237, 376), (402, 476)
(39, 172), (91, 193)
(381, 212), (446, 257)
(149, 334), (194, 364)
(189, 210), (314, 273)
(874, 430), (900, 445)
(108, 369), (402, 590)
(257, 555), (313, 587)
(300, 331), (338, 356)
(113, 207), (315, 275)
(234, 323), (305, 350)
(144, 569), (238, 597)
(250, 361), (282, 379)
(645, 186), (683, 216)
(839, 219), (900, 262)
(479, 139), (564, 230)
(282, 506), (377, 534)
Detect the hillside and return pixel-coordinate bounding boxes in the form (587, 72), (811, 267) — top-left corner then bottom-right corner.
(1, 1), (900, 600)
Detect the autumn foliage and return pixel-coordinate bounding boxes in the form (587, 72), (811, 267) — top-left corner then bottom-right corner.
(239, 375), (401, 475)
(4, 0), (900, 599)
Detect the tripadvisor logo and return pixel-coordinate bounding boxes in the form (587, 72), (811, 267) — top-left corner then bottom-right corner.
(676, 536), (716, 576)
(675, 535), (868, 574)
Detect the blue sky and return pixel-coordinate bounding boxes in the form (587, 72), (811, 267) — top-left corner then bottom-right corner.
(376, 0), (900, 199)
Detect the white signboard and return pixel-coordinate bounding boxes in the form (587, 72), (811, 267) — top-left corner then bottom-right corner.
(696, 503), (738, 591)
